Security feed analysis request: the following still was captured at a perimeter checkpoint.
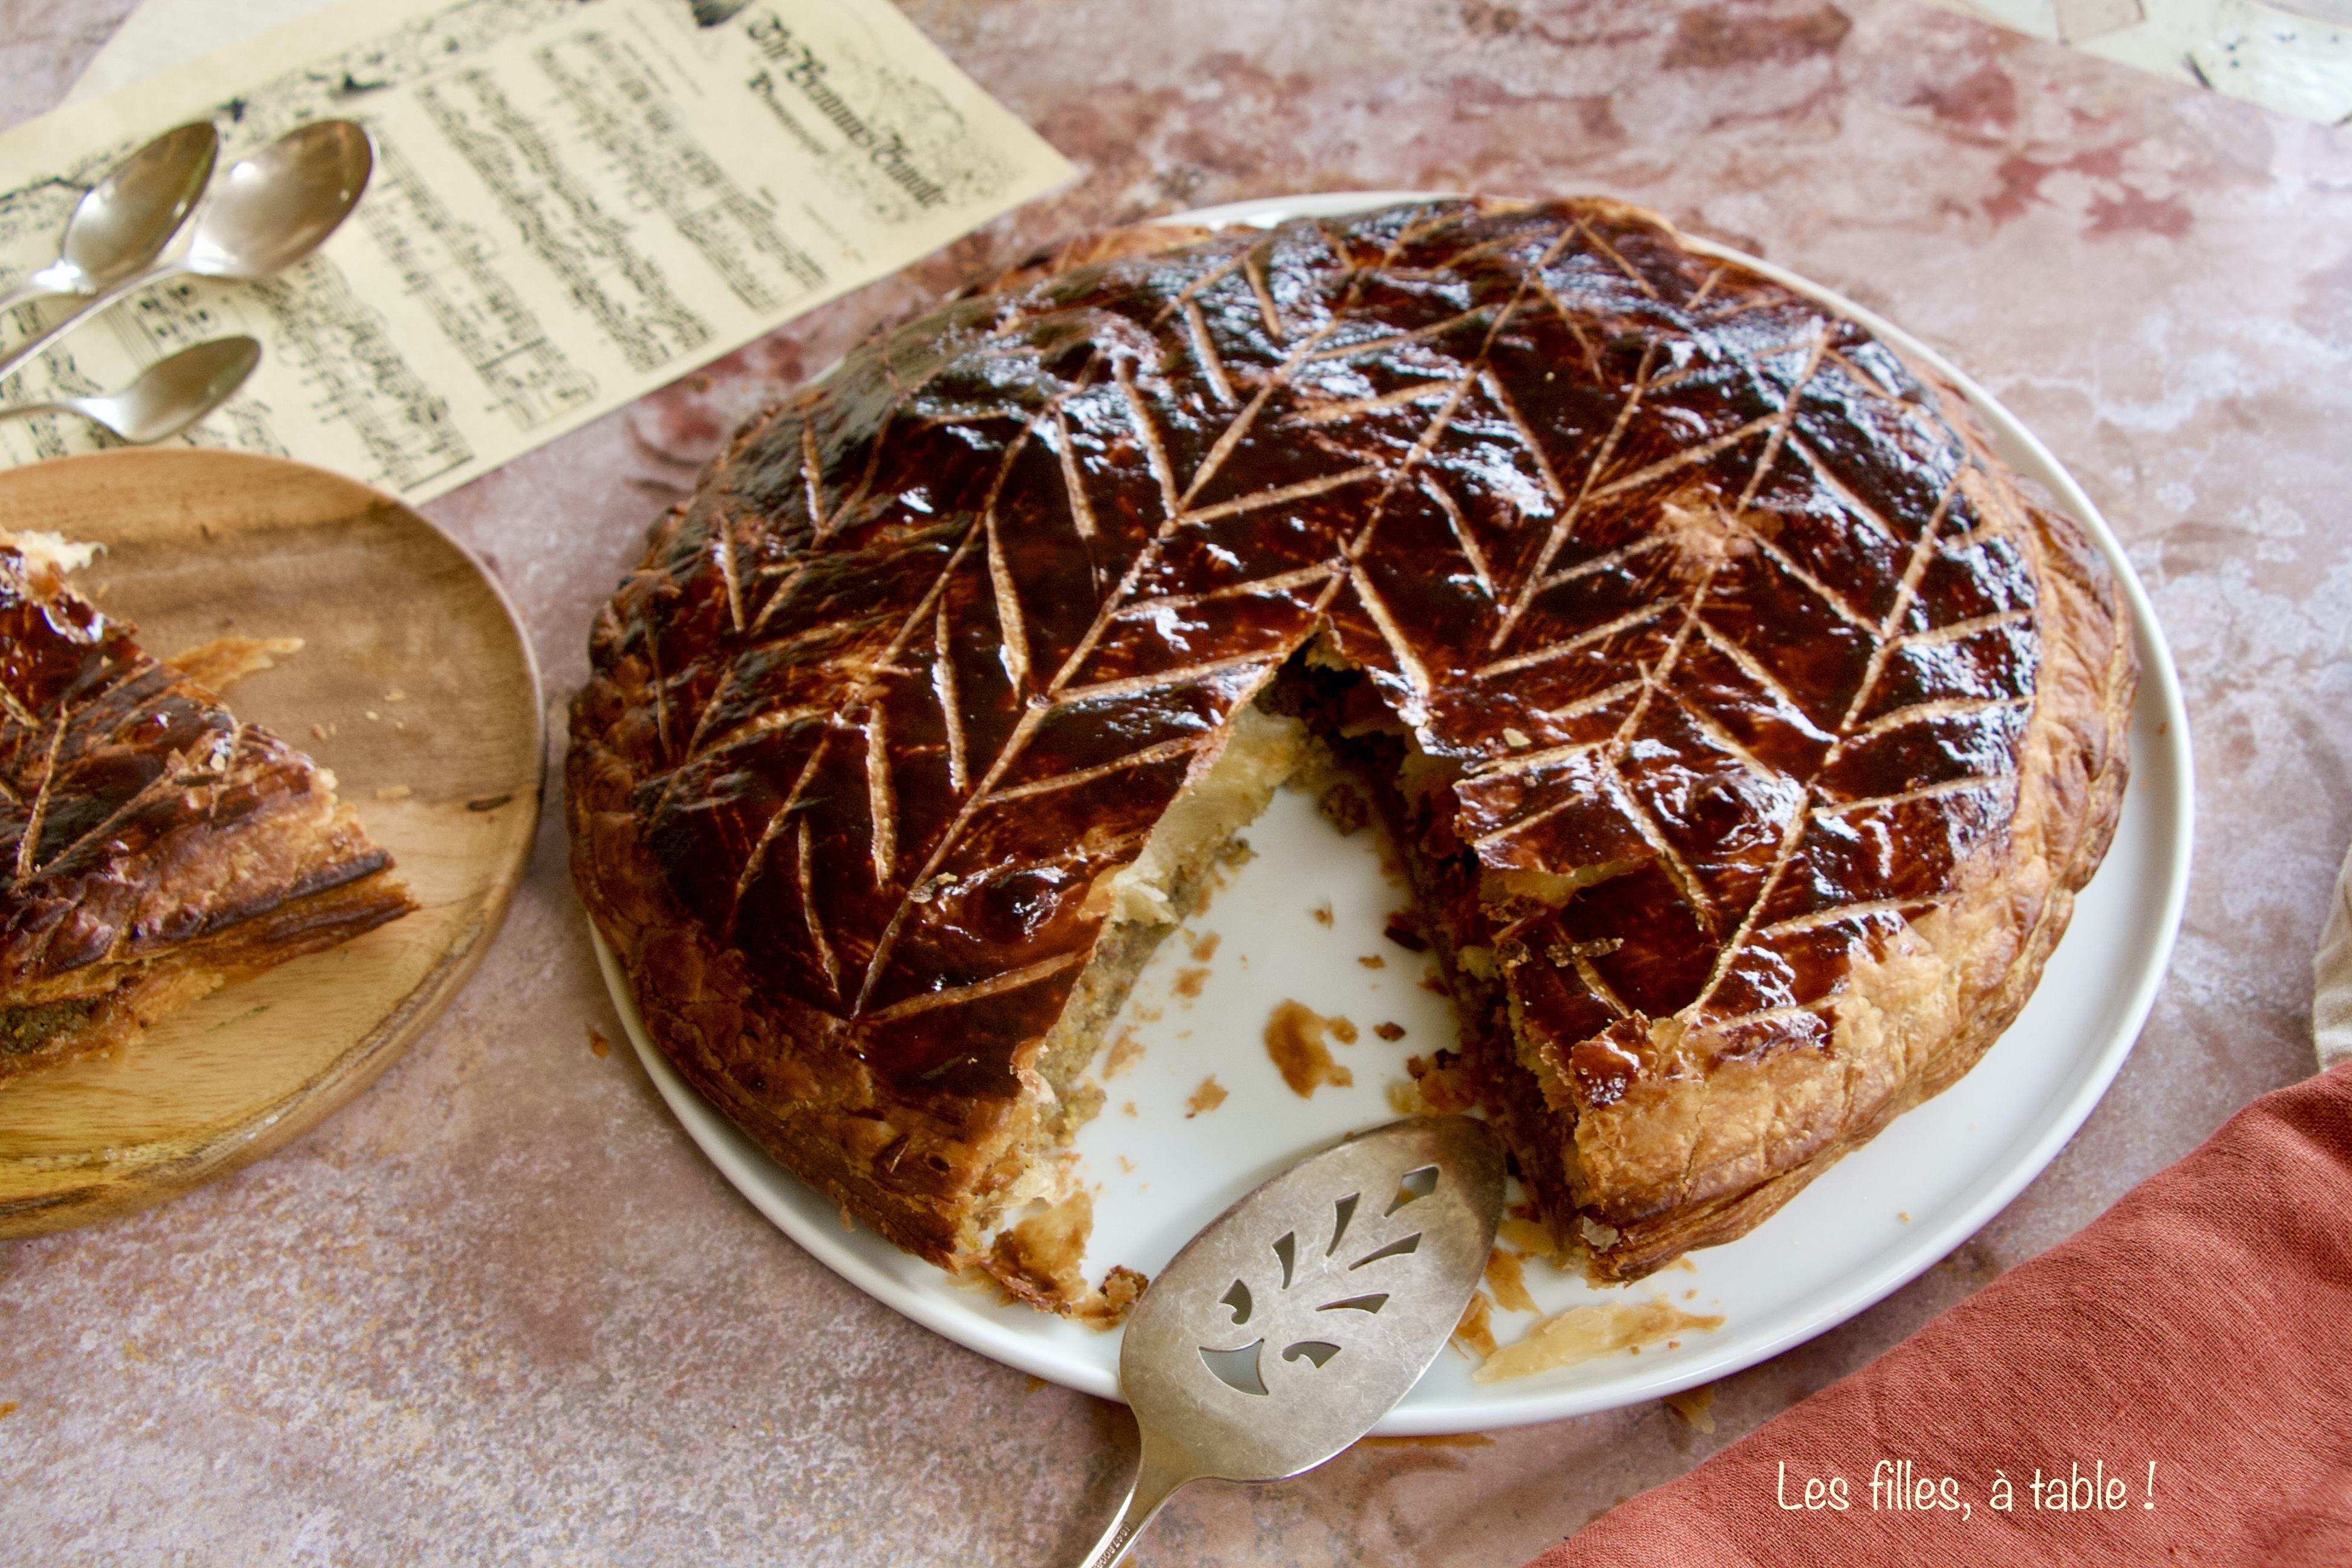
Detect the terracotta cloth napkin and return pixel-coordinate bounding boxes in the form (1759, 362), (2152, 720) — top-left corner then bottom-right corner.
(1525, 1060), (2352, 1566)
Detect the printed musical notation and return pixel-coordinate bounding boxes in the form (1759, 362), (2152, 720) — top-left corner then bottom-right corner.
(247, 258), (473, 491)
(0, 0), (1073, 501)
(416, 67), (713, 376)
(538, 30), (829, 313)
(359, 131), (595, 439)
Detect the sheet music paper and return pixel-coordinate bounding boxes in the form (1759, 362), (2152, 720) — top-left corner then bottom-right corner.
(0, 0), (1074, 500)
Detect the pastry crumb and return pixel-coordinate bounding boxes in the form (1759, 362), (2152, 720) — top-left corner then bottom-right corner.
(1264, 1000), (1354, 1096)
(586, 1025), (611, 1059)
(1374, 1021), (1405, 1041)
(167, 634), (302, 692)
(1472, 1299), (1726, 1384)
(990, 1191), (1083, 1298)
(1452, 1289), (1498, 1359)
(987, 1189), (1149, 1328)
(1357, 954), (1385, 969)
(1102, 1029), (1145, 1079)
(1184, 1076), (1227, 1117)
(1382, 907), (1429, 951)
(1311, 900), (1333, 927)
(1173, 966), (1210, 999)
(1485, 1248), (1538, 1314)
(1185, 930), (1221, 962)
(1664, 1385), (1716, 1432)
(1074, 1264), (1148, 1329)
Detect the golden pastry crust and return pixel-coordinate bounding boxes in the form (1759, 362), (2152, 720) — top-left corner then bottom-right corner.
(568, 196), (2134, 1297)
(1549, 504), (2132, 1278)
(0, 543), (414, 1084)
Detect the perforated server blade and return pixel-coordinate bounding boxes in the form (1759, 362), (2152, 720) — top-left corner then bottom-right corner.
(1078, 1115), (1506, 1567)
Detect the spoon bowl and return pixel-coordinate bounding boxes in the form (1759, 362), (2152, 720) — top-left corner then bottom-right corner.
(0, 336), (261, 445)
(182, 120), (374, 282)
(0, 123), (218, 312)
(1079, 1116), (1505, 1567)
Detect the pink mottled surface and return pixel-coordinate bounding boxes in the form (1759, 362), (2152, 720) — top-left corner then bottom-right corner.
(2, 3), (2348, 1563)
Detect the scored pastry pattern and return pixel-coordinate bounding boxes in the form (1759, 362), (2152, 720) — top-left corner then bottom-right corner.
(0, 584), (319, 955)
(607, 200), (2038, 1099)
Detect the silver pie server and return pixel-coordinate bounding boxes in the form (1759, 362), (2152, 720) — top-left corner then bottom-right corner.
(0, 122), (219, 316)
(0, 336), (260, 445)
(1078, 1114), (1505, 1568)
(0, 121), (371, 381)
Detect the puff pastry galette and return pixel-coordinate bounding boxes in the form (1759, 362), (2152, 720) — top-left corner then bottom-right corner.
(568, 198), (2133, 1306)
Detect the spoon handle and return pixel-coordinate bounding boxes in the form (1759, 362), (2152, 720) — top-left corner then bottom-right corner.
(0, 279), (62, 318)
(1076, 1437), (1195, 1568)
(0, 265), (177, 383)
(0, 400), (77, 428)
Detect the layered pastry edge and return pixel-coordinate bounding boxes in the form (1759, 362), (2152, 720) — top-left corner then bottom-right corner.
(0, 532), (415, 1086)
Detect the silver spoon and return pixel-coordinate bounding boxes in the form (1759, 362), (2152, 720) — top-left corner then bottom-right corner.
(0, 123), (219, 316)
(0, 336), (260, 445)
(1079, 1115), (1504, 1568)
(0, 121), (371, 380)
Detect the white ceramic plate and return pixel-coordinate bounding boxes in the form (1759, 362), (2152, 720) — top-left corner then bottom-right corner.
(595, 193), (2194, 1434)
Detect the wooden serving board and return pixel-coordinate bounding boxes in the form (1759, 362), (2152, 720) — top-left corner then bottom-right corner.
(0, 449), (542, 1238)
